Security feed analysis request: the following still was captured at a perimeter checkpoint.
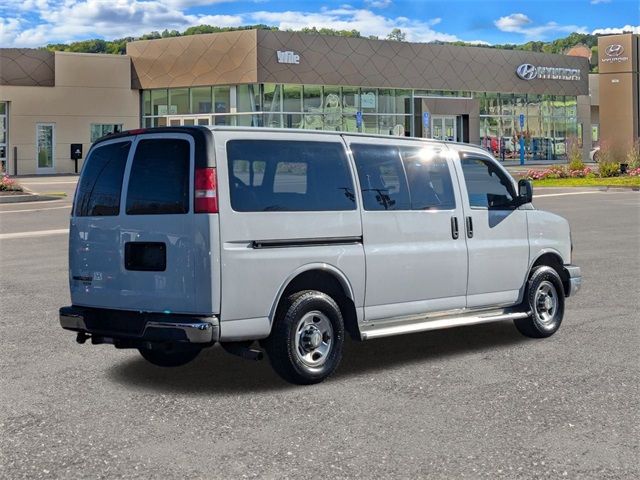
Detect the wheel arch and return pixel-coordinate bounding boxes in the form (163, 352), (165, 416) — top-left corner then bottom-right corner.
(269, 264), (361, 340)
(528, 250), (570, 296)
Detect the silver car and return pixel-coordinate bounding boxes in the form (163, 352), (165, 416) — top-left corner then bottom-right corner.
(60, 127), (581, 385)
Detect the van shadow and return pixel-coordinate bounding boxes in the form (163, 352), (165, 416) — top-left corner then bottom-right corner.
(107, 321), (529, 394)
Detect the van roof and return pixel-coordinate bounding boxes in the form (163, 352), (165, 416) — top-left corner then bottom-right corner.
(93, 126), (492, 158)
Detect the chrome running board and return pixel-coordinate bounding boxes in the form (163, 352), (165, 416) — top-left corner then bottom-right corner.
(360, 309), (530, 340)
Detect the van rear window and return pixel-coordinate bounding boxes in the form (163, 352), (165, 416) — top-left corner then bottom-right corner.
(75, 141), (130, 216)
(126, 139), (190, 215)
(227, 140), (356, 212)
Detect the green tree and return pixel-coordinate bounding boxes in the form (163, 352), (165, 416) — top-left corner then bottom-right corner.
(387, 28), (406, 42)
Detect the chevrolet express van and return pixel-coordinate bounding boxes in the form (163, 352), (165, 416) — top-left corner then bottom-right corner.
(60, 127), (581, 385)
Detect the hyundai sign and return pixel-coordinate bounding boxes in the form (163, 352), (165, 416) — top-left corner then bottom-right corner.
(516, 63), (581, 81)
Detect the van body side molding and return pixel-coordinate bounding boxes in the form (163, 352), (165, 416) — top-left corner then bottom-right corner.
(251, 236), (363, 249)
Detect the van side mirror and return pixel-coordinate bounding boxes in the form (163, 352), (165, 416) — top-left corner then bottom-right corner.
(517, 179), (533, 205)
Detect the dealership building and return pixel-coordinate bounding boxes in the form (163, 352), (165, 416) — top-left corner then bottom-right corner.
(1, 30), (637, 174)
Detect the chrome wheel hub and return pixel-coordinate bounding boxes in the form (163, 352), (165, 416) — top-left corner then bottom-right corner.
(534, 280), (558, 328)
(294, 311), (333, 368)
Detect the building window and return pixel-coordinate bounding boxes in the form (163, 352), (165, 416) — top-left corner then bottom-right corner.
(36, 123), (55, 171)
(91, 124), (123, 143)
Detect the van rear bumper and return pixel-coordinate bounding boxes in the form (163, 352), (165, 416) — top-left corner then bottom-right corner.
(59, 306), (219, 345)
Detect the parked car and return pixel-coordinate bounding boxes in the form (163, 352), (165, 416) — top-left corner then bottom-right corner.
(60, 127), (582, 385)
(590, 146), (600, 163)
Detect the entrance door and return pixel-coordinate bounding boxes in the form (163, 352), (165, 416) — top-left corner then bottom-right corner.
(432, 116), (456, 142)
(36, 123), (55, 174)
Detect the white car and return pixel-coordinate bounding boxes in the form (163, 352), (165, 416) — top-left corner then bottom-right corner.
(60, 127), (581, 384)
(590, 146), (600, 162)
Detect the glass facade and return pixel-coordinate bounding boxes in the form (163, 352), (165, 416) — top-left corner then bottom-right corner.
(141, 85), (578, 161)
(478, 93), (578, 161)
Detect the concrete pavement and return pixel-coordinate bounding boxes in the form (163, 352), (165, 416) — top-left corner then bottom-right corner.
(0, 186), (638, 479)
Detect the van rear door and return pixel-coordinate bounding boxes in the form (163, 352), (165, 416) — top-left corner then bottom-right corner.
(69, 129), (220, 315)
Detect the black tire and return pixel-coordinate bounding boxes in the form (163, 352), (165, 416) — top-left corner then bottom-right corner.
(593, 151), (600, 163)
(138, 346), (200, 367)
(514, 266), (565, 338)
(264, 290), (344, 385)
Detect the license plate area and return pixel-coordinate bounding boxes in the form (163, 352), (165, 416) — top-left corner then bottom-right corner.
(125, 242), (166, 271)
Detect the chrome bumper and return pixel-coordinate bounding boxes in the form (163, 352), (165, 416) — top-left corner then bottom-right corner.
(59, 306), (219, 344)
(564, 265), (582, 297)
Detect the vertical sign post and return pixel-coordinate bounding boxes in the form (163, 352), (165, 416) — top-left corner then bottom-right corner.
(356, 111), (362, 132)
(519, 113), (525, 165)
(422, 112), (430, 138)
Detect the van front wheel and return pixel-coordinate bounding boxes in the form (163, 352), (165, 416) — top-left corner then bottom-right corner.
(514, 266), (565, 338)
(138, 346), (200, 367)
(265, 290), (344, 385)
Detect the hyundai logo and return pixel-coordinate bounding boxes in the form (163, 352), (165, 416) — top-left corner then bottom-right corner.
(516, 64), (537, 80)
(605, 44), (624, 57)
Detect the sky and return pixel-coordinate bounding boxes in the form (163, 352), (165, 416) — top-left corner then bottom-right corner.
(0, 0), (638, 48)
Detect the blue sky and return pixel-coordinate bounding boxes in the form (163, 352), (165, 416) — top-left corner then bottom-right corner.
(0, 0), (637, 48)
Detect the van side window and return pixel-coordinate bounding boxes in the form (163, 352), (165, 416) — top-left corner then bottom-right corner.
(75, 141), (130, 216)
(227, 140), (356, 212)
(126, 139), (190, 215)
(460, 156), (515, 209)
(351, 144), (411, 211)
(399, 147), (456, 210)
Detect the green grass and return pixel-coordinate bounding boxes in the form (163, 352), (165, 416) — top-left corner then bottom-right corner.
(532, 177), (640, 188)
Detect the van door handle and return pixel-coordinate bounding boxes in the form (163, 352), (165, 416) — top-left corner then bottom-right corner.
(465, 216), (474, 238)
(451, 216), (459, 239)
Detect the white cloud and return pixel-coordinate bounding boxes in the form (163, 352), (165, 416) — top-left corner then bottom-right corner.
(249, 7), (460, 42)
(590, 0), (611, 4)
(365, 0), (392, 8)
(495, 13), (532, 32)
(495, 12), (587, 39)
(1, 0), (244, 46)
(593, 25), (640, 35)
(1, 1), (480, 47)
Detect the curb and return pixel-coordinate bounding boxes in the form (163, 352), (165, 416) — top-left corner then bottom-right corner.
(0, 193), (63, 204)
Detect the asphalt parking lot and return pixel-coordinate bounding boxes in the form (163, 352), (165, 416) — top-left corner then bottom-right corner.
(1, 178), (638, 479)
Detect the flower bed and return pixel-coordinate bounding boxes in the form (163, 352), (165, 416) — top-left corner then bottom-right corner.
(0, 173), (22, 192)
(525, 166), (595, 180)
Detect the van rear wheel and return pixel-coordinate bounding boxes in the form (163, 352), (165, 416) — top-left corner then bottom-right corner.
(138, 346), (200, 367)
(514, 266), (565, 338)
(265, 290), (344, 385)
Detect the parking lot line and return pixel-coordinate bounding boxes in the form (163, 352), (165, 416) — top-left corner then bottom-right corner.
(0, 229), (69, 240)
(0, 205), (71, 214)
(535, 191), (606, 198)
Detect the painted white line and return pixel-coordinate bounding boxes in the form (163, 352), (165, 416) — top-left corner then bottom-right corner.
(534, 191), (605, 198)
(0, 205), (71, 214)
(0, 229), (69, 240)
(0, 199), (64, 207)
(20, 181), (78, 185)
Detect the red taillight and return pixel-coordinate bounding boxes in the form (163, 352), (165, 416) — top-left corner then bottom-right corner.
(194, 167), (218, 213)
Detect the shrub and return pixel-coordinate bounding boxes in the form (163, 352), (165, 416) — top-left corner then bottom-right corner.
(598, 161), (619, 178)
(628, 167), (640, 177)
(567, 137), (585, 171)
(0, 173), (22, 192)
(627, 140), (640, 169)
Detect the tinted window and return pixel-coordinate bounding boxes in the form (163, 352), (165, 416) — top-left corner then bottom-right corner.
(227, 140), (356, 212)
(126, 139), (190, 215)
(460, 157), (515, 209)
(351, 144), (411, 211)
(75, 141), (130, 216)
(399, 147), (456, 210)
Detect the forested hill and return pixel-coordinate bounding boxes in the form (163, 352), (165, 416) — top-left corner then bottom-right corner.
(43, 26), (600, 71)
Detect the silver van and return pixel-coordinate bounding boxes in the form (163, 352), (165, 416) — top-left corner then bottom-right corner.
(60, 127), (581, 384)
